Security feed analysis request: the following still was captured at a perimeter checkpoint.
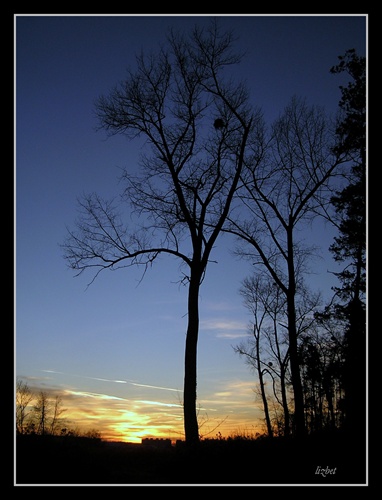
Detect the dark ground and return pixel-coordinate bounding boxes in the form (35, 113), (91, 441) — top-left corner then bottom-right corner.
(15, 430), (367, 486)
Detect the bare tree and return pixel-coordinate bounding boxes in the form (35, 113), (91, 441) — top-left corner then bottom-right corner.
(16, 378), (34, 434)
(236, 272), (324, 437)
(235, 275), (291, 437)
(227, 96), (349, 437)
(49, 395), (66, 435)
(62, 21), (260, 445)
(34, 391), (51, 436)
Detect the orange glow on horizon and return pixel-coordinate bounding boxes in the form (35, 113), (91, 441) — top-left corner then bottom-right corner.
(61, 389), (186, 443)
(62, 399), (262, 444)
(20, 381), (264, 444)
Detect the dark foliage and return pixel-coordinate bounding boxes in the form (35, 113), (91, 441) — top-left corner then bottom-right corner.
(327, 48), (366, 433)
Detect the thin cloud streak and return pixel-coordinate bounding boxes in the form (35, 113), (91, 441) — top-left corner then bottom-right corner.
(41, 370), (131, 385)
(86, 377), (128, 384)
(65, 390), (129, 402)
(41, 370), (65, 375)
(201, 319), (247, 331)
(216, 332), (249, 339)
(130, 382), (180, 392)
(40, 369), (179, 392)
(200, 318), (249, 339)
(136, 400), (182, 408)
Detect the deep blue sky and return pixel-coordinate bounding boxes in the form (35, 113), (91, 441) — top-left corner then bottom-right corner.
(15, 14), (367, 442)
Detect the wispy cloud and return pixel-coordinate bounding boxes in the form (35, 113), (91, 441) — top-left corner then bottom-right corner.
(215, 332), (249, 339)
(199, 380), (261, 409)
(200, 318), (246, 331)
(200, 318), (248, 339)
(65, 390), (129, 402)
(85, 377), (128, 384)
(136, 400), (182, 408)
(130, 382), (179, 392)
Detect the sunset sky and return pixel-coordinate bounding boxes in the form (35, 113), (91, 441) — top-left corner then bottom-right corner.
(15, 13), (367, 444)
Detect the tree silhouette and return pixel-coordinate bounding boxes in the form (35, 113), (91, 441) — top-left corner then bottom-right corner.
(236, 273), (324, 437)
(325, 49), (366, 433)
(226, 96), (349, 437)
(62, 20), (259, 445)
(298, 325), (345, 432)
(235, 275), (290, 438)
(16, 378), (33, 434)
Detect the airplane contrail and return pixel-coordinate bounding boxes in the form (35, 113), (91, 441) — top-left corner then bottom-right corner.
(41, 370), (179, 392)
(129, 382), (179, 392)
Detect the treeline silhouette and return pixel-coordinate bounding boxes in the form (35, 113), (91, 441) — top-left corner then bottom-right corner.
(16, 429), (366, 484)
(16, 379), (101, 440)
(16, 376), (366, 484)
(233, 286), (362, 438)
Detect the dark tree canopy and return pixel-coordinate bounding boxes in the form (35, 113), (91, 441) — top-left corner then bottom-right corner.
(329, 48), (366, 304)
(328, 49), (367, 434)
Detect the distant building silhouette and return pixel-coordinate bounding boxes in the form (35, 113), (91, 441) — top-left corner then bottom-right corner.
(141, 437), (172, 449)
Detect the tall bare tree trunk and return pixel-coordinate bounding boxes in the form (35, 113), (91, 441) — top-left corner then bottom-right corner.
(254, 327), (273, 438)
(287, 297), (305, 437)
(183, 266), (202, 445)
(286, 229), (305, 437)
(280, 366), (290, 436)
